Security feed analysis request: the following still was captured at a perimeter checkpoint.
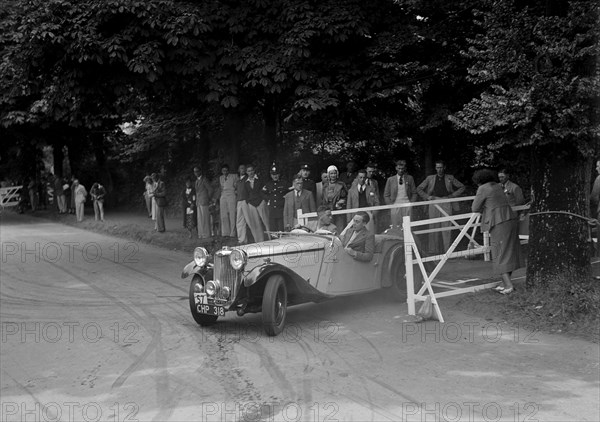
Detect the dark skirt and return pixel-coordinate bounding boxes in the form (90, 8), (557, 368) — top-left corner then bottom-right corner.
(185, 211), (197, 230)
(490, 219), (523, 274)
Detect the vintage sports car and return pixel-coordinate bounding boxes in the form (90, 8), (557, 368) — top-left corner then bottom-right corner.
(181, 228), (413, 336)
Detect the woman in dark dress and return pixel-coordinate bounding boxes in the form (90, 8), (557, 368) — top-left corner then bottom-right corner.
(182, 178), (197, 238)
(153, 173), (167, 232)
(63, 177), (71, 214)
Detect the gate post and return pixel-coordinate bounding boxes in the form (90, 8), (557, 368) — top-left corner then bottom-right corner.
(403, 215), (416, 315)
(483, 231), (491, 261)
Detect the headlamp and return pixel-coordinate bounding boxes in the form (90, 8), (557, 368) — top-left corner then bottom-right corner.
(193, 247), (209, 267)
(229, 249), (247, 270)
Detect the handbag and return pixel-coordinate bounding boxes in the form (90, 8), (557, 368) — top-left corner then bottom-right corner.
(155, 196), (167, 207)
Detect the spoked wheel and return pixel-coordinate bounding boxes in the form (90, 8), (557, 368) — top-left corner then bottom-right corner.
(189, 277), (218, 326)
(261, 274), (287, 336)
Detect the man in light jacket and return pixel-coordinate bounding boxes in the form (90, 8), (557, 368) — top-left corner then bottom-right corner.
(383, 160), (417, 228)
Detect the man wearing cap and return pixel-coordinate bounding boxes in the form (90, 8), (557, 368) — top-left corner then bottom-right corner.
(194, 166), (214, 239)
(262, 164), (288, 232)
(283, 175), (316, 230)
(216, 164), (238, 238)
(299, 163), (316, 200)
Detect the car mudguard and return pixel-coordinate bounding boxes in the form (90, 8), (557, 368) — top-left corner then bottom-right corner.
(243, 262), (333, 304)
(181, 261), (210, 279)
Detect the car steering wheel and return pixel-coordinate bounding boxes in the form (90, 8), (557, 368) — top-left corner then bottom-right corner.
(290, 225), (313, 233)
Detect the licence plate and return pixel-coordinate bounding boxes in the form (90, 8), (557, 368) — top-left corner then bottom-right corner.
(196, 304), (225, 316)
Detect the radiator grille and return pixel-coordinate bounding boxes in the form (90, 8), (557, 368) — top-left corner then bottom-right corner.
(214, 254), (238, 303)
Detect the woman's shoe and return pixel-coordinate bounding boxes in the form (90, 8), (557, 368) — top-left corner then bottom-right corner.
(492, 285), (505, 292)
(499, 287), (514, 295)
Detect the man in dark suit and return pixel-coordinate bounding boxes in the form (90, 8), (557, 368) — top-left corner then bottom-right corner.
(416, 160), (465, 253)
(339, 211), (375, 262)
(347, 169), (380, 232)
(262, 164), (288, 232)
(193, 166), (214, 239)
(283, 175), (316, 230)
(299, 163), (316, 201)
(384, 160), (418, 228)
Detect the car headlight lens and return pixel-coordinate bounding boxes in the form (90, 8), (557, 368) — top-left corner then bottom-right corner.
(221, 286), (231, 300)
(192, 281), (204, 294)
(229, 249), (247, 270)
(193, 247), (209, 267)
(205, 280), (219, 297)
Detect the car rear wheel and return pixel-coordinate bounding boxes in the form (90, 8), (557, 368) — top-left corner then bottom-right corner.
(262, 274), (287, 336)
(189, 277), (218, 326)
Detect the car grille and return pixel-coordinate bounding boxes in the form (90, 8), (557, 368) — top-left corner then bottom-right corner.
(214, 253), (238, 304)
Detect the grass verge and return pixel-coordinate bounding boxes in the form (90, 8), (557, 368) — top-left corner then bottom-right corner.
(455, 281), (600, 343)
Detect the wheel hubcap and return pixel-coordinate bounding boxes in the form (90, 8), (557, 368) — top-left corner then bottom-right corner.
(275, 286), (285, 323)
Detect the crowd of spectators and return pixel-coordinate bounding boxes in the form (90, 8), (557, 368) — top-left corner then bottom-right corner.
(3, 173), (107, 223)
(154, 159), (530, 248)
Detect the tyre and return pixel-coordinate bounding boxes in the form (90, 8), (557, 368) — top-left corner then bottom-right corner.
(383, 245), (409, 300)
(189, 277), (218, 326)
(261, 274), (287, 336)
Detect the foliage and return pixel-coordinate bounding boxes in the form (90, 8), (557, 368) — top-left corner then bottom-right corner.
(450, 0), (599, 156)
(450, 0), (599, 291)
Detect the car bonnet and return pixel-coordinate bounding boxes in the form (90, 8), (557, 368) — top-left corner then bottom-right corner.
(235, 234), (331, 259)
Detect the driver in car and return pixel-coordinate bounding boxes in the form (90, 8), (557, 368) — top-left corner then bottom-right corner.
(339, 211), (375, 262)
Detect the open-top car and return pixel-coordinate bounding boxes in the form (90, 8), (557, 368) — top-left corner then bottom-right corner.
(181, 228), (412, 336)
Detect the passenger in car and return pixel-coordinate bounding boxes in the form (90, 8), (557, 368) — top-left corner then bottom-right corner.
(339, 211), (375, 262)
(306, 205), (338, 234)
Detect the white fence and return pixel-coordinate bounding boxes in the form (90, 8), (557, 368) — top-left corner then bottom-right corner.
(0, 186), (22, 211)
(298, 197), (531, 322)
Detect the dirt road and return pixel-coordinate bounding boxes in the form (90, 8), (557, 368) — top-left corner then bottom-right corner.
(1, 213), (598, 421)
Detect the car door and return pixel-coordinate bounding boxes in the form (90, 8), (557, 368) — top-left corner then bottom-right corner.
(319, 237), (379, 295)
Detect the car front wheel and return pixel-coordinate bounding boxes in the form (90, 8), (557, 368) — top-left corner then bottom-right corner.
(189, 277), (218, 326)
(261, 274), (287, 336)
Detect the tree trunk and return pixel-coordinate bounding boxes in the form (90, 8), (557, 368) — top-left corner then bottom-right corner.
(263, 98), (278, 164)
(52, 141), (64, 178)
(526, 144), (592, 287)
(65, 137), (84, 179)
(91, 132), (114, 205)
(223, 110), (245, 168)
